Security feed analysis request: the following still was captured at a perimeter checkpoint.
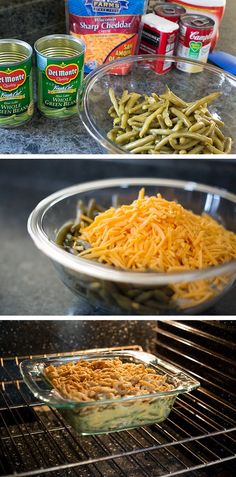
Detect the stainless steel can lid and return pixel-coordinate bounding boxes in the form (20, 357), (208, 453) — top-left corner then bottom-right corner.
(180, 14), (215, 29)
(34, 34), (86, 59)
(0, 39), (32, 66)
(155, 3), (186, 15)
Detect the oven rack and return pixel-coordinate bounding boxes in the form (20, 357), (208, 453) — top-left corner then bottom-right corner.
(0, 341), (235, 477)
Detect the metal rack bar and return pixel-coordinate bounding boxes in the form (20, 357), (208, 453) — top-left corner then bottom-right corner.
(153, 339), (236, 398)
(0, 342), (235, 477)
(155, 321), (236, 349)
(155, 326), (235, 367)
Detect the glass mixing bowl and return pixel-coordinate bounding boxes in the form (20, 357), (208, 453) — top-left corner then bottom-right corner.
(27, 178), (236, 315)
(79, 55), (236, 155)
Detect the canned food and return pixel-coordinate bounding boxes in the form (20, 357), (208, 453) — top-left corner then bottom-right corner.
(34, 34), (85, 119)
(139, 14), (179, 74)
(167, 0), (226, 50)
(176, 14), (215, 73)
(154, 3), (186, 23)
(0, 39), (33, 128)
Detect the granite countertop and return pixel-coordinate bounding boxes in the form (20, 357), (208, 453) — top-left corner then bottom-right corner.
(0, 159), (235, 316)
(0, 0), (235, 154)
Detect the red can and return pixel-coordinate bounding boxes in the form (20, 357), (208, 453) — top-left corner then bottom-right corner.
(176, 14), (215, 73)
(139, 13), (179, 74)
(154, 3), (186, 23)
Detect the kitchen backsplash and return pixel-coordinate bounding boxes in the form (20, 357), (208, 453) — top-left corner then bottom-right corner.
(0, 0), (159, 44)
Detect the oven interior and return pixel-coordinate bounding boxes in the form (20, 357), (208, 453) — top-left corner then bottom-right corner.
(0, 321), (235, 477)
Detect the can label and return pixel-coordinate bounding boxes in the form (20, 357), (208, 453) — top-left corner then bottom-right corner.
(38, 56), (84, 113)
(176, 15), (214, 72)
(0, 59), (33, 126)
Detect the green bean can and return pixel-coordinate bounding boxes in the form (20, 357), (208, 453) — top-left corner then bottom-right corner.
(0, 39), (33, 128)
(34, 35), (85, 119)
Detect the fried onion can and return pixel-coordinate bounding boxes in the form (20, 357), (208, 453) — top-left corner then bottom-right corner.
(176, 14), (214, 73)
(34, 35), (85, 119)
(0, 39), (33, 128)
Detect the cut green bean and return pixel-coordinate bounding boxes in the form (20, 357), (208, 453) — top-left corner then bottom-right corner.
(107, 88), (232, 155)
(170, 107), (192, 128)
(124, 135), (155, 151)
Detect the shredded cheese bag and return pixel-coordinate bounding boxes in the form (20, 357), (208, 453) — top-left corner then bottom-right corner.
(66, 1), (148, 74)
(78, 189), (236, 306)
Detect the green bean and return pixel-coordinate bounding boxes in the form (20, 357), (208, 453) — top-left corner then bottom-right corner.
(224, 137), (232, 153)
(107, 130), (117, 142)
(215, 125), (225, 141)
(194, 115), (210, 126)
(87, 199), (97, 219)
(139, 106), (165, 138)
(212, 135), (224, 151)
(129, 104), (143, 114)
(206, 122), (216, 138)
(170, 107), (192, 128)
(121, 113), (129, 129)
(115, 130), (138, 144)
(210, 117), (224, 127)
(187, 144), (205, 154)
(135, 291), (154, 303)
(162, 102), (172, 128)
(172, 120), (184, 132)
(130, 143), (154, 153)
(125, 93), (141, 113)
(126, 289), (142, 298)
(205, 144), (224, 154)
(120, 89), (129, 104)
(155, 132), (212, 150)
(145, 101), (165, 112)
(185, 92), (221, 116)
(113, 117), (121, 126)
(189, 121), (205, 132)
(128, 112), (150, 124)
(108, 88), (120, 116)
(124, 135), (155, 151)
(151, 93), (160, 102)
(150, 128), (173, 136)
(156, 114), (166, 129)
(172, 139), (199, 150)
(56, 221), (74, 246)
(107, 88), (232, 155)
(160, 87), (187, 108)
(108, 105), (115, 115)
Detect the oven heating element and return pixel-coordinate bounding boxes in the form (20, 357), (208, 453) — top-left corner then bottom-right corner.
(0, 322), (235, 477)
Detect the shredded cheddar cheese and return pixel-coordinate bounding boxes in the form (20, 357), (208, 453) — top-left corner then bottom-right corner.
(79, 189), (236, 306)
(72, 32), (136, 68)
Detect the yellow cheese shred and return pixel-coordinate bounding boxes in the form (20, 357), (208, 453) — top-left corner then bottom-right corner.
(79, 189), (236, 307)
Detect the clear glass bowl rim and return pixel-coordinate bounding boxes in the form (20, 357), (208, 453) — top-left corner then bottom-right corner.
(20, 350), (200, 408)
(79, 54), (236, 155)
(27, 177), (236, 286)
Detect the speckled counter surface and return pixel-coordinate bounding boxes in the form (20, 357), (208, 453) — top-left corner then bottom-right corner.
(0, 320), (157, 357)
(0, 0), (235, 154)
(0, 159), (235, 316)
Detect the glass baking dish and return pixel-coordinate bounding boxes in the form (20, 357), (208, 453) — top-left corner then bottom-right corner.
(20, 350), (200, 435)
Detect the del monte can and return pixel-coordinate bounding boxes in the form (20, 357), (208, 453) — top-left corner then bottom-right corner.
(0, 39), (33, 128)
(34, 34), (85, 119)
